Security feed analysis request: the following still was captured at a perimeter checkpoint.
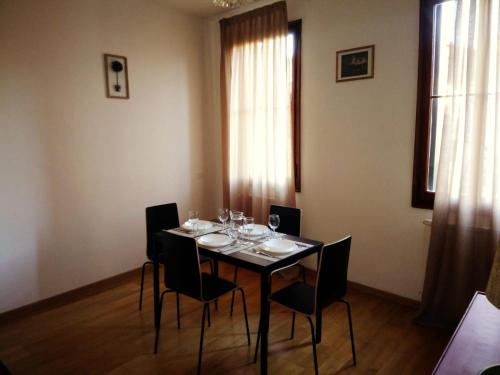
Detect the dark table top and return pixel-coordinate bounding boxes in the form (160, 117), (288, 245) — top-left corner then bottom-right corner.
(165, 221), (323, 273)
(198, 234), (323, 273)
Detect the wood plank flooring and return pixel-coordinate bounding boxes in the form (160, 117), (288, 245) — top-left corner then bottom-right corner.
(0, 264), (451, 374)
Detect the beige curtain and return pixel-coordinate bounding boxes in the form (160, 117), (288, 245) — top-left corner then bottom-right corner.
(220, 1), (295, 224)
(416, 0), (500, 327)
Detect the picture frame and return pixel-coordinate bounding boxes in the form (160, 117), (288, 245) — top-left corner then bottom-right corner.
(104, 53), (129, 99)
(336, 45), (375, 82)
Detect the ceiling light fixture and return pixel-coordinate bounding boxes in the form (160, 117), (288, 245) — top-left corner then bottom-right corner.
(212, 0), (242, 9)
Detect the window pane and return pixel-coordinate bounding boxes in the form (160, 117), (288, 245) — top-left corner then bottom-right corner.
(428, 97), (448, 191)
(287, 33), (294, 101)
(432, 1), (457, 97)
(427, 1), (457, 192)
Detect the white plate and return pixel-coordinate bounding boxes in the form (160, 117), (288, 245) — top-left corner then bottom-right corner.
(197, 234), (233, 248)
(238, 224), (270, 237)
(259, 239), (297, 255)
(182, 220), (213, 231)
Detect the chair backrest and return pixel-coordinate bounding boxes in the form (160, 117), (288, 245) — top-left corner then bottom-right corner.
(269, 205), (301, 237)
(145, 203), (180, 259)
(154, 231), (203, 300)
(314, 236), (352, 312)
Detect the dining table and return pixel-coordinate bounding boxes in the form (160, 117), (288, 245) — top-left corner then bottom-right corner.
(151, 222), (324, 375)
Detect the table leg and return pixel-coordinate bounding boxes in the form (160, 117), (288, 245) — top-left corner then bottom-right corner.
(153, 258), (160, 328)
(260, 273), (270, 375)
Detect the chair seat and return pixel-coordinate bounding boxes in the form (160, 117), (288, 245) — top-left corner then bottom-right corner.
(270, 281), (315, 315)
(201, 273), (237, 302)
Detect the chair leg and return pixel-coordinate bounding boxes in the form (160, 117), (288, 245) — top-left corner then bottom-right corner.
(176, 292), (181, 329)
(230, 266), (239, 316)
(290, 312), (296, 339)
(340, 299), (356, 366)
(207, 260), (219, 311)
(238, 288), (251, 346)
(154, 290), (171, 353)
(138, 261), (152, 310)
(254, 316), (261, 363)
(207, 304), (211, 327)
(306, 316), (319, 375)
(197, 303), (208, 375)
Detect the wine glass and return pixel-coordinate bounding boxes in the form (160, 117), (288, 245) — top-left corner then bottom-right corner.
(268, 214), (280, 238)
(243, 216), (255, 240)
(218, 208), (229, 231)
(188, 210), (199, 234)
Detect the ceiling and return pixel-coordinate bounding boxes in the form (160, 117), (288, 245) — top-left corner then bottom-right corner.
(156, 0), (239, 17)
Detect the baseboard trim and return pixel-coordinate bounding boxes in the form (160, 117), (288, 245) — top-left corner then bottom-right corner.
(0, 267), (142, 324)
(347, 281), (421, 309)
(303, 268), (420, 309)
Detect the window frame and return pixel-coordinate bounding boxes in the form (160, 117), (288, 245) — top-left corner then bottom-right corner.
(412, 0), (452, 209)
(289, 19), (302, 193)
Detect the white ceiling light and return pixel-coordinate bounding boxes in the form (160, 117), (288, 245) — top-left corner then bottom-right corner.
(213, 0), (241, 8)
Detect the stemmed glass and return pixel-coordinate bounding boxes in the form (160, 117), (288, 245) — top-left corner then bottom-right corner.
(243, 216), (255, 240)
(268, 214), (280, 239)
(188, 210), (199, 234)
(218, 208), (229, 231)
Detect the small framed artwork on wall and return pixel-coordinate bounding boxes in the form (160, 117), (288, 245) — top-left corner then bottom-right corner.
(104, 53), (129, 99)
(336, 45), (375, 82)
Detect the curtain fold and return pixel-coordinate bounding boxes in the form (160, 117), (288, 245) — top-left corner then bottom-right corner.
(416, 0), (500, 328)
(220, 1), (295, 224)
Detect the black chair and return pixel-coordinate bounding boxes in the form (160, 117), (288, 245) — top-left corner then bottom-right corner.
(153, 231), (251, 375)
(230, 205), (304, 316)
(138, 203), (214, 312)
(254, 236), (356, 375)
(269, 204), (301, 237)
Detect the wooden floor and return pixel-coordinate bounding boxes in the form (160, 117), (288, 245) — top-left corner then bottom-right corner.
(0, 264), (451, 374)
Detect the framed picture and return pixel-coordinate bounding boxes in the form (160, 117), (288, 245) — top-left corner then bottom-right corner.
(104, 54), (129, 99)
(336, 45), (375, 82)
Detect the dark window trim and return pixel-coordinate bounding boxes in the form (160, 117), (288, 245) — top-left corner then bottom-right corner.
(412, 0), (450, 209)
(289, 19), (302, 192)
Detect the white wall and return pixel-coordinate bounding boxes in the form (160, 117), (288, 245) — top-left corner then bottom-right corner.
(205, 0), (433, 301)
(0, 0), (212, 313)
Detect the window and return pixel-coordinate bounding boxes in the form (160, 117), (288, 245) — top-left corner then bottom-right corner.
(412, 0), (457, 209)
(219, 4), (300, 219)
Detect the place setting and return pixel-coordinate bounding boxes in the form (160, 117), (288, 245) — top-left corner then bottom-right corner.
(196, 209), (259, 254)
(241, 238), (312, 262)
(167, 210), (223, 238)
(233, 211), (311, 261)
